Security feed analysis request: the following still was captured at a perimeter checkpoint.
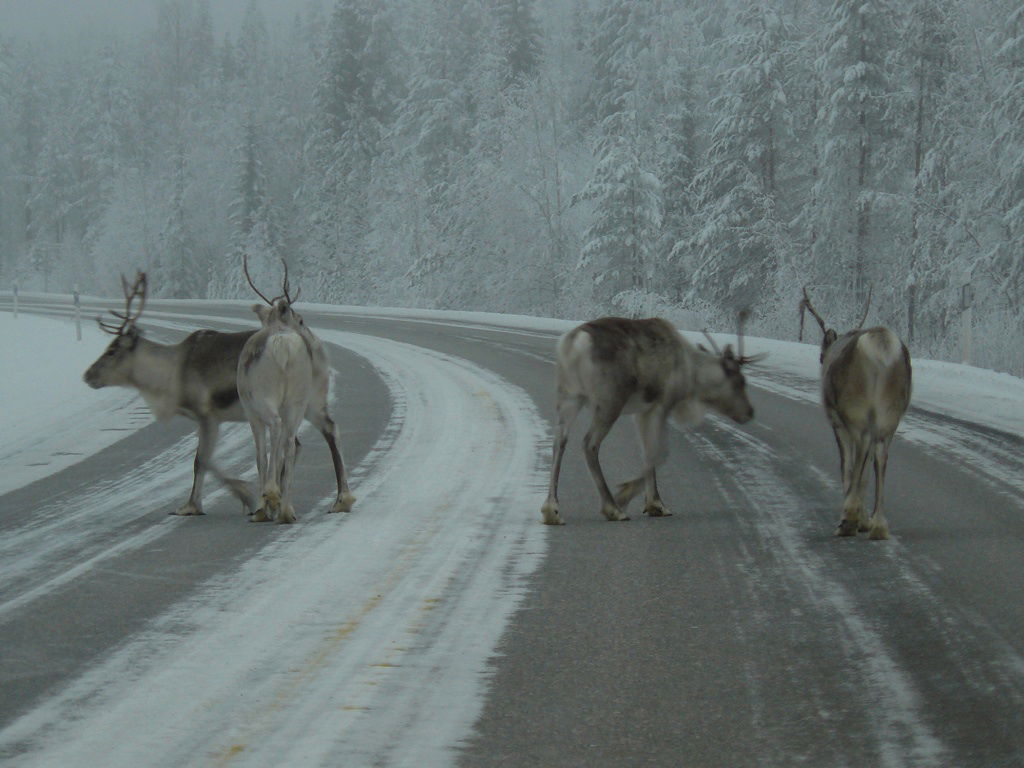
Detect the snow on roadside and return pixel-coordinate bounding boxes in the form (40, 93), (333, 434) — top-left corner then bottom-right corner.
(0, 328), (549, 767)
(0, 313), (146, 496)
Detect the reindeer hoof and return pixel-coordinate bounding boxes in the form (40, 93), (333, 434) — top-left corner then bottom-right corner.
(277, 508), (297, 525)
(541, 502), (564, 525)
(644, 502), (671, 517)
(171, 504), (204, 516)
(835, 519), (859, 537)
(602, 507), (629, 522)
(330, 493), (356, 514)
(251, 508), (272, 523)
(868, 523), (890, 541)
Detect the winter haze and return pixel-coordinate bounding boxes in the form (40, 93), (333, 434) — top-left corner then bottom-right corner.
(0, 0), (1021, 373)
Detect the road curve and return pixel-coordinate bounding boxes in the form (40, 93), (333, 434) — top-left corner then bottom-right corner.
(1, 297), (1023, 767)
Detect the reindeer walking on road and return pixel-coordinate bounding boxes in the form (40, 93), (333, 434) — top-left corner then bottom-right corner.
(82, 271), (355, 517)
(237, 270), (312, 524)
(800, 287), (912, 539)
(541, 314), (762, 525)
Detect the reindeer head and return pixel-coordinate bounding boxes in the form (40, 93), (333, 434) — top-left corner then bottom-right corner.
(698, 311), (765, 424)
(83, 272), (147, 389)
(799, 286), (872, 363)
(244, 255), (305, 330)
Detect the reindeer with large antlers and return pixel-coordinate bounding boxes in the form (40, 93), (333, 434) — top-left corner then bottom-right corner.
(84, 272), (257, 514)
(541, 313), (762, 525)
(800, 287), (912, 539)
(83, 268), (355, 517)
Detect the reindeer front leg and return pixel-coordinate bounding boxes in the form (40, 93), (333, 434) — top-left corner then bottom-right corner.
(174, 419), (217, 516)
(583, 404), (628, 522)
(617, 410), (671, 517)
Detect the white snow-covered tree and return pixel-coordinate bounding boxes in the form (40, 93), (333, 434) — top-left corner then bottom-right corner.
(154, 148), (202, 298)
(898, 0), (958, 343)
(814, 0), (901, 316)
(984, 4), (1024, 317)
(493, 0), (544, 88)
(574, 0), (664, 316)
(689, 1), (794, 316)
(302, 0), (402, 302)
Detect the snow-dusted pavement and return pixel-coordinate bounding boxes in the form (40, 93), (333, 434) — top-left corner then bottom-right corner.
(2, 298), (1024, 767)
(0, 311), (548, 766)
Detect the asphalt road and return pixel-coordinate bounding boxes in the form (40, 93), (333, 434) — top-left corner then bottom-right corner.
(2, 296), (1022, 767)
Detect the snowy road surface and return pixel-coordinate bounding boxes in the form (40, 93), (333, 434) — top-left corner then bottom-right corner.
(2, 296), (1024, 767)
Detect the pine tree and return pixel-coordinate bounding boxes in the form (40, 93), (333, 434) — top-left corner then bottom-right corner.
(237, 0), (270, 87)
(901, 0), (956, 342)
(155, 148), (200, 298)
(493, 0), (543, 87)
(576, 1), (663, 315)
(577, 111), (663, 315)
(984, 4), (1024, 317)
(658, 63), (699, 301)
(393, 0), (488, 306)
(303, 0), (403, 302)
(688, 2), (793, 316)
(814, 0), (900, 314)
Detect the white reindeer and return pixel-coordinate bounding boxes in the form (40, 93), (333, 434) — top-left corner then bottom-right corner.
(541, 315), (762, 525)
(800, 287), (912, 539)
(243, 257), (355, 515)
(83, 271), (355, 516)
(237, 279), (313, 524)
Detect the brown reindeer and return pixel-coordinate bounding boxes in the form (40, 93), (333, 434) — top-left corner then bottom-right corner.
(541, 314), (762, 525)
(800, 287), (912, 539)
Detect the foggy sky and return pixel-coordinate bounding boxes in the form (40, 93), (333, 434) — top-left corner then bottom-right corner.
(0, 0), (302, 41)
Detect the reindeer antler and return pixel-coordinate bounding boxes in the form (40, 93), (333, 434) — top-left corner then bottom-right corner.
(701, 328), (722, 357)
(98, 271), (147, 335)
(734, 309), (766, 365)
(855, 285), (873, 329)
(243, 253), (274, 305)
(799, 285), (828, 342)
(280, 259), (300, 304)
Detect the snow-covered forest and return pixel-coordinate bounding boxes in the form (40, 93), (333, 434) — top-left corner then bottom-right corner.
(1, 0), (1022, 372)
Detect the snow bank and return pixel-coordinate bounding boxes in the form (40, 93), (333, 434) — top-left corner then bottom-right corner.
(0, 313), (143, 495)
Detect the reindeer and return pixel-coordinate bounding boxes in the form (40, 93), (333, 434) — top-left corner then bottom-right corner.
(237, 274), (312, 524)
(800, 287), (912, 540)
(241, 259), (358, 524)
(541, 315), (761, 525)
(82, 271), (355, 517)
(243, 257), (355, 515)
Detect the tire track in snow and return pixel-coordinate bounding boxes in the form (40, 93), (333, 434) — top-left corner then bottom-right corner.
(0, 426), (254, 619)
(686, 418), (949, 768)
(0, 330), (549, 768)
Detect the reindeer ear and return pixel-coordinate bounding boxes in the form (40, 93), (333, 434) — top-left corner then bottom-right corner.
(723, 344), (736, 360)
(251, 304), (271, 324)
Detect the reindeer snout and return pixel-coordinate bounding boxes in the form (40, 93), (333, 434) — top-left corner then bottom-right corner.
(735, 403), (754, 424)
(83, 367), (101, 388)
